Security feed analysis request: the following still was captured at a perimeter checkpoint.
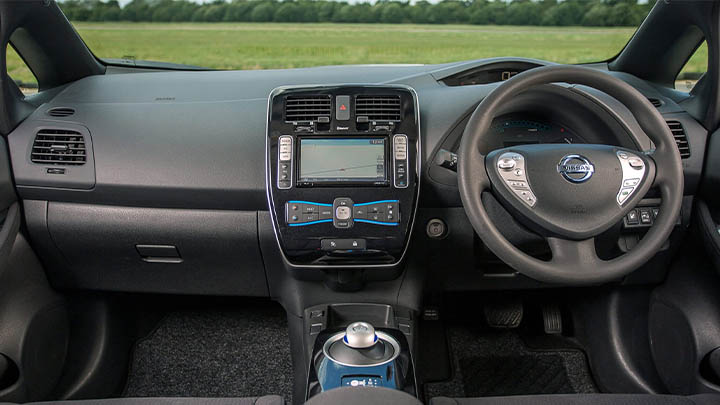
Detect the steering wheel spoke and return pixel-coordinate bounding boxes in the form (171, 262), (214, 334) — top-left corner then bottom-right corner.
(547, 237), (601, 269)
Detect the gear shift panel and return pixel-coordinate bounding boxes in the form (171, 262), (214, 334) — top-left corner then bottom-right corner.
(303, 304), (418, 400)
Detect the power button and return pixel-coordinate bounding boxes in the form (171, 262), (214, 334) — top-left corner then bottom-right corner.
(333, 197), (354, 229)
(426, 218), (447, 239)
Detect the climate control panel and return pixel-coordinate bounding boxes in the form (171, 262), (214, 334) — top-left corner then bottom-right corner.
(286, 199), (400, 228)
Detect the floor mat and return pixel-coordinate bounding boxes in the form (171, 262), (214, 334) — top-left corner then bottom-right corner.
(123, 307), (293, 401)
(425, 327), (597, 398)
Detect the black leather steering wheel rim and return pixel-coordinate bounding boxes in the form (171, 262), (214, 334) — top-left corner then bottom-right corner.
(458, 65), (684, 285)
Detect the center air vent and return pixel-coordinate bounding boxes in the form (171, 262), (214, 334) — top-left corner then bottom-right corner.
(31, 129), (87, 165)
(47, 107), (75, 117)
(285, 95), (331, 122)
(355, 95), (402, 122)
(666, 120), (690, 159)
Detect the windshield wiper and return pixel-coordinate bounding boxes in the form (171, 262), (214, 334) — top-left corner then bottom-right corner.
(102, 57), (214, 71)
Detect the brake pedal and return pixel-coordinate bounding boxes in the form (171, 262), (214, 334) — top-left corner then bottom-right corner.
(484, 301), (523, 328)
(542, 304), (563, 334)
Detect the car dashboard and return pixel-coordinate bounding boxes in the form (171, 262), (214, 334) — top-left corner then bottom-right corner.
(5, 58), (708, 294)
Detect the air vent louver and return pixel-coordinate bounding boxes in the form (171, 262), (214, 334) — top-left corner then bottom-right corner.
(285, 95), (331, 122)
(47, 107), (75, 117)
(31, 129), (87, 165)
(666, 120), (690, 159)
(648, 98), (663, 108)
(355, 95), (402, 121)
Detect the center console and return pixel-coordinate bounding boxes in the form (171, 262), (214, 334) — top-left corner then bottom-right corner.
(266, 85), (420, 268)
(301, 304), (418, 401)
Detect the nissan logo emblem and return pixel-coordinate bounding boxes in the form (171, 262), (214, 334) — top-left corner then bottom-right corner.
(557, 154), (594, 183)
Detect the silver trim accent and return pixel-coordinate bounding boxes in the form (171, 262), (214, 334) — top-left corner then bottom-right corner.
(277, 135), (293, 190)
(616, 150), (646, 206)
(322, 331), (401, 368)
(557, 154), (594, 183)
(497, 152), (536, 207)
(393, 134), (408, 189)
(264, 84), (421, 270)
(344, 322), (377, 349)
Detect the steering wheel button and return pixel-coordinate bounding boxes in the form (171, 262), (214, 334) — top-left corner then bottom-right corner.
(628, 158), (644, 169)
(618, 187), (633, 203)
(623, 178), (640, 187)
(498, 158), (516, 170)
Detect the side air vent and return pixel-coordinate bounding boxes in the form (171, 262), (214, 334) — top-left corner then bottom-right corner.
(31, 129), (87, 165)
(647, 98), (663, 108)
(285, 95), (331, 122)
(666, 120), (690, 159)
(355, 95), (402, 122)
(47, 107), (76, 117)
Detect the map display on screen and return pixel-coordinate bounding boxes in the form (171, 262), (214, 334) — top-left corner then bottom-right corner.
(299, 138), (386, 182)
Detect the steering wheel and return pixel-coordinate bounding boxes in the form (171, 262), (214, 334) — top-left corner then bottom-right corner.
(458, 65), (684, 285)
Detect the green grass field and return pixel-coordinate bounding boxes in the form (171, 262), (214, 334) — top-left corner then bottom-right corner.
(7, 22), (708, 87)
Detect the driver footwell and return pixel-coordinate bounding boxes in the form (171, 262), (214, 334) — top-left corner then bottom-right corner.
(425, 327), (597, 398)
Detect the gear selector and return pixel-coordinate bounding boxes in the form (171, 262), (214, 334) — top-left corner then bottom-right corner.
(315, 320), (404, 391)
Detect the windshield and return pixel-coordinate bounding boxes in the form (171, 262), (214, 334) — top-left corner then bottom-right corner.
(50, 0), (656, 71)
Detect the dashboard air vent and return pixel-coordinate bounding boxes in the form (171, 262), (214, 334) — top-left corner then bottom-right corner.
(47, 107), (76, 117)
(355, 95), (402, 122)
(31, 129), (87, 165)
(285, 95), (331, 122)
(647, 98), (663, 108)
(666, 120), (690, 159)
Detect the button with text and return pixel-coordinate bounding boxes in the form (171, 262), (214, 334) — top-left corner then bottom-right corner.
(321, 239), (366, 251)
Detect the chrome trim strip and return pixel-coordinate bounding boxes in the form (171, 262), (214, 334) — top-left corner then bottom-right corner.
(276, 135), (293, 190)
(322, 331), (401, 368)
(393, 133), (409, 189)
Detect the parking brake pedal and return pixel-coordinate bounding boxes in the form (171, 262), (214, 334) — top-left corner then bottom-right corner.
(484, 301), (523, 328)
(542, 304), (563, 334)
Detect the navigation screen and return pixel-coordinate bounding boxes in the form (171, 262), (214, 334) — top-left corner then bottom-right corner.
(299, 138), (386, 183)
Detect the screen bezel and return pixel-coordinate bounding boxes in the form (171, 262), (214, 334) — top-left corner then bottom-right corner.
(296, 136), (390, 187)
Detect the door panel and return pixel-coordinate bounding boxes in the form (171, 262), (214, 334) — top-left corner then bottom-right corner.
(0, 136), (18, 270)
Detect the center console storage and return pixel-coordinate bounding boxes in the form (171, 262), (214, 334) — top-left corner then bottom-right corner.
(266, 85), (420, 269)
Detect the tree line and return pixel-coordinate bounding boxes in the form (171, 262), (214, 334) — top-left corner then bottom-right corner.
(59, 0), (654, 27)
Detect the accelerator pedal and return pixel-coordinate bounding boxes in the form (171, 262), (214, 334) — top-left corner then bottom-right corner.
(542, 304), (563, 334)
(484, 301), (523, 329)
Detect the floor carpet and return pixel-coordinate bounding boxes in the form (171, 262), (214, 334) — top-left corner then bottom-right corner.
(425, 327), (597, 398)
(123, 307), (293, 402)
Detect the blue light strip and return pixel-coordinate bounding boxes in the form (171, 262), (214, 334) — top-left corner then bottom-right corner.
(354, 200), (400, 207)
(355, 219), (399, 226)
(288, 219), (333, 227)
(288, 200), (333, 207)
